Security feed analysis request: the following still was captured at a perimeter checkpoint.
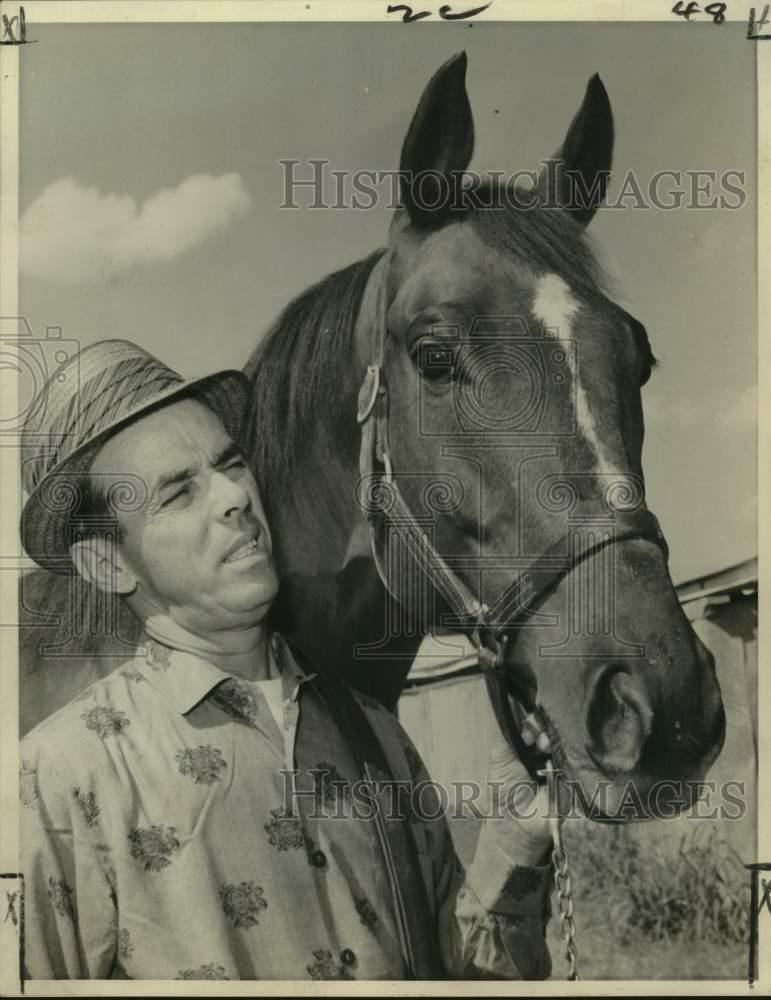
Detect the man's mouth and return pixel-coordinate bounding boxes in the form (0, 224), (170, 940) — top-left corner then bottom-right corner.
(223, 537), (261, 563)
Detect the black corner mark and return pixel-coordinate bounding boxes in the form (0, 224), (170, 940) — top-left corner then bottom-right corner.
(1, 873), (25, 993)
(0, 6), (34, 46)
(748, 4), (771, 38)
(3, 890), (20, 927)
(745, 862), (771, 986)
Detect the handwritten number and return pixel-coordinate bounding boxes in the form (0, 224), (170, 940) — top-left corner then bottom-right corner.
(387, 1), (490, 21)
(438, 2), (492, 19)
(671, 1), (700, 18)
(671, 0), (726, 22)
(387, 4), (431, 22)
(704, 2), (726, 22)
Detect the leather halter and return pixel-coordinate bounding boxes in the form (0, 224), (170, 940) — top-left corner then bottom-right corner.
(356, 257), (670, 780)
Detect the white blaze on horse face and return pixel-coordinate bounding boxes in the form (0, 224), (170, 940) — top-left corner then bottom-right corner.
(531, 272), (578, 334)
(531, 273), (617, 473)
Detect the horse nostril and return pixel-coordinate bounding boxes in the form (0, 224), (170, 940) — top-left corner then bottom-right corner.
(585, 666), (654, 776)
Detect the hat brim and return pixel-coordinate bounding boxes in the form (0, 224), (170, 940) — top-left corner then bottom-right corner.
(21, 369), (252, 575)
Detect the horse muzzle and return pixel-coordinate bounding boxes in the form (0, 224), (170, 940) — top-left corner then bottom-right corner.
(584, 663), (655, 776)
(540, 641), (726, 822)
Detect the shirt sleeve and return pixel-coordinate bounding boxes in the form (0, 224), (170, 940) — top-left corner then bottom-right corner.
(437, 818), (553, 979)
(394, 729), (552, 979)
(361, 694), (553, 979)
(20, 731), (118, 979)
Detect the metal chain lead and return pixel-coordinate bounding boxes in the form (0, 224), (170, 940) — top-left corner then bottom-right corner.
(552, 835), (579, 980)
(544, 760), (580, 981)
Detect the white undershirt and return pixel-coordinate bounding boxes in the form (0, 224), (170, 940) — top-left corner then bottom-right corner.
(255, 677), (284, 732)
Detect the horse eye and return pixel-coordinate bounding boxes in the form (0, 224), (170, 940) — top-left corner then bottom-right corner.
(413, 339), (456, 382)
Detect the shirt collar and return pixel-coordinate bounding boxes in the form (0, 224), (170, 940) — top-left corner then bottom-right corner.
(271, 631), (316, 701)
(139, 631), (314, 716)
(141, 638), (230, 715)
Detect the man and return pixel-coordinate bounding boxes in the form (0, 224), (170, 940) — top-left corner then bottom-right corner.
(19, 339), (555, 980)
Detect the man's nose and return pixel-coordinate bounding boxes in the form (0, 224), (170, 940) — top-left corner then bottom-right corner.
(212, 470), (251, 519)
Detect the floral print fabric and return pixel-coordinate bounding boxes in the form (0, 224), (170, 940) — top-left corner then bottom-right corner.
(20, 634), (552, 980)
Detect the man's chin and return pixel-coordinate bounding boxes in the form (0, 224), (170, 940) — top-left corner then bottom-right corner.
(221, 577), (280, 621)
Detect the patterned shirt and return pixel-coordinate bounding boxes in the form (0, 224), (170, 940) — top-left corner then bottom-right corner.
(20, 632), (552, 981)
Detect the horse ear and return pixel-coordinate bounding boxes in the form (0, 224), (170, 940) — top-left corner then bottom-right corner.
(535, 73), (614, 227)
(399, 51), (475, 227)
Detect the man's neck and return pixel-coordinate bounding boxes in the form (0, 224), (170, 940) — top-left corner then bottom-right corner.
(143, 613), (274, 681)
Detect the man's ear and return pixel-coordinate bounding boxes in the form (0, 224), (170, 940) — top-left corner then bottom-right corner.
(70, 536), (137, 596)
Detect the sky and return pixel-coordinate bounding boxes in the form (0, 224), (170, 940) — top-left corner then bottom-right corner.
(18, 20), (757, 585)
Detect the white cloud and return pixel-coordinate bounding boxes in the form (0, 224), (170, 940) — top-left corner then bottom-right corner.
(643, 391), (705, 428)
(21, 174), (252, 284)
(722, 383), (757, 430)
(644, 383), (756, 433)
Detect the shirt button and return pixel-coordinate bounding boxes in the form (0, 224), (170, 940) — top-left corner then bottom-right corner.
(340, 948), (356, 967)
(310, 849), (327, 868)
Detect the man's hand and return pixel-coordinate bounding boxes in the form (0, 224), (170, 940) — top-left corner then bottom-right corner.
(486, 712), (555, 866)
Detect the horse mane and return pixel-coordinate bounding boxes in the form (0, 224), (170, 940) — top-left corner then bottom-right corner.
(19, 568), (143, 735)
(19, 570), (142, 666)
(242, 249), (386, 509)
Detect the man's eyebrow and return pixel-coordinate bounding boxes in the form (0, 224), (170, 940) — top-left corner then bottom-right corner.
(151, 444), (244, 499)
(212, 443), (244, 468)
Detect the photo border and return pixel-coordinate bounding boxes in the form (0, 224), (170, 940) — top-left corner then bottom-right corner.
(0, 1), (766, 995)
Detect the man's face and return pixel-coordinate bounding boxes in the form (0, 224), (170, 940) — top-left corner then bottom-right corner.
(89, 397), (279, 633)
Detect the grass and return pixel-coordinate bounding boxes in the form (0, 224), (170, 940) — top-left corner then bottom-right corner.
(450, 816), (751, 980)
(563, 819), (749, 944)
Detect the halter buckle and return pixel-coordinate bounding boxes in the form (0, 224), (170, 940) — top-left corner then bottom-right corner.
(470, 599), (490, 627)
(357, 365), (381, 424)
(471, 603), (509, 671)
(381, 449), (394, 481)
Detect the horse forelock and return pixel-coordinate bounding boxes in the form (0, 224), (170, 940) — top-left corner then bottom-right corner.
(464, 185), (614, 301)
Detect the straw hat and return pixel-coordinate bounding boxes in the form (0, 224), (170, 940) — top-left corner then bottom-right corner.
(20, 339), (251, 574)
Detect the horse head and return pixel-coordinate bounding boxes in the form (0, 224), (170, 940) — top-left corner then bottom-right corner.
(345, 53), (725, 817)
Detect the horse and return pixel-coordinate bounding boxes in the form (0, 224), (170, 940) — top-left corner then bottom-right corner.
(19, 52), (725, 818)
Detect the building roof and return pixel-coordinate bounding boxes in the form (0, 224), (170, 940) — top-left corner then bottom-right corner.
(675, 557), (758, 604)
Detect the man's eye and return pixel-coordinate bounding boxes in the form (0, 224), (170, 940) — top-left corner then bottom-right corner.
(225, 459), (247, 474)
(161, 487), (189, 508)
(413, 339), (456, 382)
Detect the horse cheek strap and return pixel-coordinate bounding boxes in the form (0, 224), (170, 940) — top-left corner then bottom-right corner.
(355, 257), (545, 779)
(355, 255), (670, 785)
